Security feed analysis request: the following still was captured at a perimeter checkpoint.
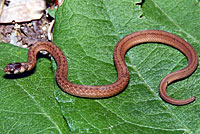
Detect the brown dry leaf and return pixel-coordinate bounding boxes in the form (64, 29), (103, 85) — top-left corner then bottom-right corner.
(0, 0), (46, 23)
(0, 0), (5, 17)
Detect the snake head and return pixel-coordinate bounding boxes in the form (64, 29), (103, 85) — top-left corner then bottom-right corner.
(4, 63), (28, 74)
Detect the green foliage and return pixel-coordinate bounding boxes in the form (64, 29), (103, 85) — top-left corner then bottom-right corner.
(0, 44), (69, 133)
(1, 0), (200, 133)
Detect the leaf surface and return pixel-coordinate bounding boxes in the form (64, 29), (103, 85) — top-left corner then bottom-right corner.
(0, 44), (69, 133)
(1, 0), (200, 134)
(53, 0), (200, 133)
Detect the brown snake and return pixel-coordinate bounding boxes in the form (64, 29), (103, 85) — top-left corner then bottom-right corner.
(4, 30), (198, 105)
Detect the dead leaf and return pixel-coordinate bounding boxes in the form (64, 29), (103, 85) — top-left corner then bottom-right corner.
(0, 0), (46, 23)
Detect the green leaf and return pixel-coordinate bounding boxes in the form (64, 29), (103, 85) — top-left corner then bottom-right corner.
(1, 0), (200, 134)
(48, 8), (57, 18)
(53, 0), (200, 133)
(0, 43), (69, 133)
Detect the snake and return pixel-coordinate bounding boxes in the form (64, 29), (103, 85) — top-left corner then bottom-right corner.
(4, 30), (198, 105)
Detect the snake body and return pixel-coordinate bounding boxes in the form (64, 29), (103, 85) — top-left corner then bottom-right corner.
(4, 30), (198, 105)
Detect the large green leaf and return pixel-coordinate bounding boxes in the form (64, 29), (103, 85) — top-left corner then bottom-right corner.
(1, 0), (200, 133)
(0, 44), (69, 133)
